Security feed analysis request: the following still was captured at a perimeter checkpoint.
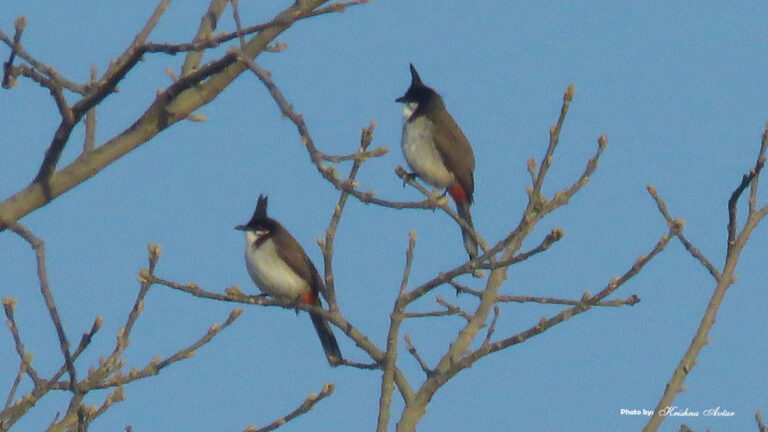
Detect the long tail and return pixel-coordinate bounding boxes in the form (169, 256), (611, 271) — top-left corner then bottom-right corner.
(455, 198), (478, 260)
(309, 311), (342, 367)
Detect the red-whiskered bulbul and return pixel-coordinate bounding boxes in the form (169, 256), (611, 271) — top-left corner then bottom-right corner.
(396, 63), (479, 260)
(236, 195), (342, 367)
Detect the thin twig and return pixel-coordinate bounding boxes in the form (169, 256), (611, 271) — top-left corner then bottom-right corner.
(320, 146), (388, 162)
(231, 0), (247, 48)
(0, 26), (85, 93)
(756, 410), (767, 432)
(105, 0), (171, 79)
(321, 122), (377, 307)
(435, 297), (471, 321)
(404, 335), (432, 376)
(479, 227), (563, 270)
(748, 123), (768, 214)
(82, 65), (98, 154)
(308, 0), (373, 17)
(402, 309), (458, 319)
(727, 171), (756, 256)
(531, 84), (575, 197)
(482, 306), (500, 347)
(339, 359), (379, 370)
(251, 383), (335, 432)
(647, 185), (720, 281)
(496, 293), (641, 307)
(2, 297), (43, 405)
(7, 222), (77, 391)
(376, 231), (417, 432)
(453, 279), (640, 307)
(1, 17), (25, 89)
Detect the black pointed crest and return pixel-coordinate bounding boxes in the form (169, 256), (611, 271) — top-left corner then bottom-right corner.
(409, 63), (422, 86)
(236, 194), (269, 230)
(396, 62), (437, 105)
(254, 194), (268, 221)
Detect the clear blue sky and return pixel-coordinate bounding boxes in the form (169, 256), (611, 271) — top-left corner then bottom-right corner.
(2, 1), (767, 431)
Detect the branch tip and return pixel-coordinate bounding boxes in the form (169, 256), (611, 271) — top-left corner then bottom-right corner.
(147, 243), (162, 261)
(229, 308), (244, 321)
(597, 134), (608, 148)
(2, 296), (17, 310)
(14, 16), (28, 32)
(565, 83), (576, 101)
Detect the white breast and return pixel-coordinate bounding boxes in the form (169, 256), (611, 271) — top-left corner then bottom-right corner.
(401, 112), (455, 189)
(244, 232), (309, 300)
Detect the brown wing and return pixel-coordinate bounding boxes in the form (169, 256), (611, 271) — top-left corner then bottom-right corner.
(271, 223), (324, 302)
(429, 102), (476, 202)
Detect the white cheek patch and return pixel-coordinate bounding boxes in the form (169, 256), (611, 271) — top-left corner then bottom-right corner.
(402, 102), (418, 120)
(244, 229), (269, 245)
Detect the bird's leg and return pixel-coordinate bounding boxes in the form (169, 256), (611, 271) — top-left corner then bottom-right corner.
(292, 294), (303, 315)
(402, 171), (418, 187)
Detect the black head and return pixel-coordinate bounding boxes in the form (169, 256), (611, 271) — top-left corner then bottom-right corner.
(395, 63), (438, 105)
(235, 195), (276, 233)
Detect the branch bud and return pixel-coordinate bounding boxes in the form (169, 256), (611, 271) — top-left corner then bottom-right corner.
(2, 296), (17, 310)
(538, 317), (547, 329)
(93, 316), (104, 332)
(164, 66), (177, 82)
(564, 83), (576, 101)
(147, 243), (162, 261)
(186, 113), (207, 122)
(137, 269), (151, 284)
(14, 16), (27, 32)
(225, 285), (243, 296)
(229, 308), (244, 321)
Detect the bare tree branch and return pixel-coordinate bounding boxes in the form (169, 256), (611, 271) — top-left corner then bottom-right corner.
(643, 136), (768, 432)
(756, 410), (768, 432)
(247, 383), (335, 432)
(647, 185), (720, 281)
(403, 335), (432, 376)
(320, 122), (377, 307)
(748, 123), (768, 214)
(181, 0), (229, 75)
(82, 65), (98, 154)
(377, 231), (417, 432)
(7, 222), (77, 391)
(1, 0), (366, 231)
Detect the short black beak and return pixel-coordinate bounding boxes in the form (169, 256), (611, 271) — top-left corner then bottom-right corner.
(395, 95), (405, 103)
(235, 225), (246, 231)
